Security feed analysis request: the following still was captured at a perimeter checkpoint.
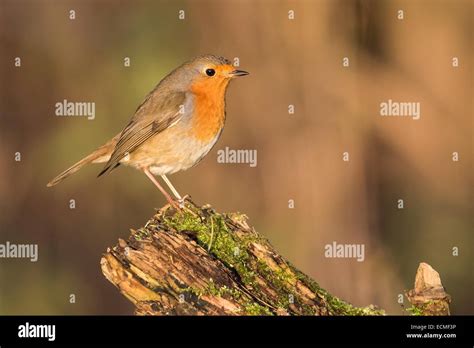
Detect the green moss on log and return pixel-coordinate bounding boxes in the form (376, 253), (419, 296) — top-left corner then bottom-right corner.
(157, 201), (384, 316)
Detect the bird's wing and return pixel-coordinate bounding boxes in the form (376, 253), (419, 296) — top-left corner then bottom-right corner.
(98, 91), (187, 176)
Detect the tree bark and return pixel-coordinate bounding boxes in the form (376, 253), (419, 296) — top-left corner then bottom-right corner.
(100, 199), (450, 316)
(405, 262), (451, 315)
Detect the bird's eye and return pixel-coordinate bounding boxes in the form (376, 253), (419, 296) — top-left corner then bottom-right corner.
(205, 68), (216, 77)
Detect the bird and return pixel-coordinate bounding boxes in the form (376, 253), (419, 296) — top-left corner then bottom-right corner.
(47, 55), (249, 209)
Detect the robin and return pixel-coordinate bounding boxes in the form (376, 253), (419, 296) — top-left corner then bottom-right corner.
(47, 55), (249, 209)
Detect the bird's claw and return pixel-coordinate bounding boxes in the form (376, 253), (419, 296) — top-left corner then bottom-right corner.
(177, 195), (190, 208)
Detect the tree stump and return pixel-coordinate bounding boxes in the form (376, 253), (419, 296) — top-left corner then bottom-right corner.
(100, 199), (449, 316)
(405, 262), (451, 315)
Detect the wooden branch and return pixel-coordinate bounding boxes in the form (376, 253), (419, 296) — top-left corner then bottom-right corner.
(100, 199), (449, 316)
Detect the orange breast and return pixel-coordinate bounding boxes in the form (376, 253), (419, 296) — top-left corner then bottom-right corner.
(190, 77), (229, 142)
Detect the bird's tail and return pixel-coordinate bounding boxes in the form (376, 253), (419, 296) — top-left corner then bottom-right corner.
(46, 143), (113, 187)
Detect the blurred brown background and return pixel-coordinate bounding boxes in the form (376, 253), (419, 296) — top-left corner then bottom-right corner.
(0, 0), (472, 314)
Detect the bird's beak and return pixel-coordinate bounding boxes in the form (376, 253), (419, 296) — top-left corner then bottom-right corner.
(229, 70), (249, 78)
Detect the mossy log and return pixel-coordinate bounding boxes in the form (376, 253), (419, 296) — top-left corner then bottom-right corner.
(100, 199), (449, 316)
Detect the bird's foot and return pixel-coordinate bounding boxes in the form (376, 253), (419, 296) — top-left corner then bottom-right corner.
(177, 194), (190, 208)
(172, 201), (182, 211)
(165, 197), (182, 211)
(173, 195), (199, 217)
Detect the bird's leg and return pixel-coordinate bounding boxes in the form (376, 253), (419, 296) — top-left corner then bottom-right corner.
(161, 175), (187, 207)
(143, 168), (180, 210)
(160, 175), (199, 217)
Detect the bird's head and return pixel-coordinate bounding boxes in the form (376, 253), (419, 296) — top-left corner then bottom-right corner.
(165, 55), (249, 96)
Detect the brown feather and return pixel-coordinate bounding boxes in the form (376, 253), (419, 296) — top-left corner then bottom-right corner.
(98, 92), (186, 176)
(47, 139), (115, 187)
